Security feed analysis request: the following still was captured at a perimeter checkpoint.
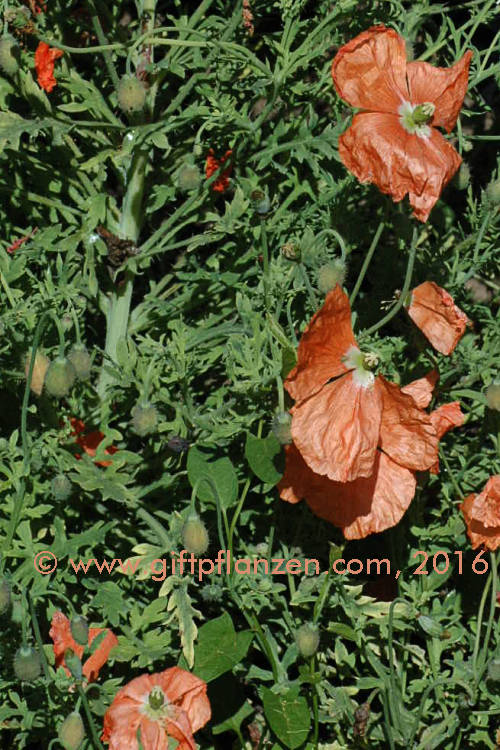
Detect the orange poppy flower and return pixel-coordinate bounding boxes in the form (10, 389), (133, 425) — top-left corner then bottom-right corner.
(49, 611), (118, 683)
(69, 417), (118, 467)
(406, 281), (470, 354)
(34, 42), (63, 93)
(286, 285), (439, 484)
(6, 228), (37, 255)
(331, 26), (472, 221)
(461, 476), (500, 551)
(205, 149), (232, 192)
(102, 667), (211, 750)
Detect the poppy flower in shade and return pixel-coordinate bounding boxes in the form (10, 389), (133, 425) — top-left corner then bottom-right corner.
(331, 26), (472, 222)
(101, 667), (211, 750)
(205, 149), (232, 192)
(69, 417), (118, 467)
(285, 285), (439, 484)
(406, 281), (470, 355)
(49, 612), (118, 683)
(461, 476), (500, 551)
(34, 42), (63, 93)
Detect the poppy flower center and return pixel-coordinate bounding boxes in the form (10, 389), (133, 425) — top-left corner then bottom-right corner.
(342, 346), (378, 388)
(142, 687), (172, 721)
(398, 101), (435, 138)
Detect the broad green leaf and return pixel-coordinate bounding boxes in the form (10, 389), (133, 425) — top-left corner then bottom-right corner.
(187, 447), (238, 508)
(245, 432), (283, 484)
(179, 612), (252, 682)
(262, 687), (311, 749)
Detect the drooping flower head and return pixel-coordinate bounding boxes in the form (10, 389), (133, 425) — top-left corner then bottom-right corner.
(102, 667), (211, 750)
(331, 26), (472, 221)
(461, 476), (500, 550)
(49, 611), (118, 683)
(205, 149), (232, 192)
(406, 281), (470, 354)
(34, 42), (63, 93)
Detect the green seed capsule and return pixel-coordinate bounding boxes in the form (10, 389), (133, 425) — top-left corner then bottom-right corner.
(295, 623), (320, 659)
(117, 75), (147, 114)
(14, 646), (41, 682)
(70, 615), (89, 647)
(0, 578), (11, 615)
(51, 474), (72, 501)
(0, 36), (20, 76)
(44, 357), (76, 398)
(131, 402), (158, 436)
(58, 712), (86, 750)
(68, 346), (91, 381)
(182, 514), (209, 555)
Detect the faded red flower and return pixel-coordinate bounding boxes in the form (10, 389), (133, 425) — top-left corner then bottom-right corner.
(102, 667), (211, 750)
(49, 611), (118, 683)
(407, 281), (470, 355)
(278, 286), (464, 538)
(461, 476), (500, 551)
(69, 417), (118, 467)
(205, 149), (232, 192)
(34, 42), (63, 93)
(331, 26), (472, 222)
(6, 228), (37, 255)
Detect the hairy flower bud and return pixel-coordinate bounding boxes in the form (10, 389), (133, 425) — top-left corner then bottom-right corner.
(271, 412), (292, 445)
(295, 623), (320, 659)
(182, 514), (209, 555)
(68, 345), (91, 381)
(14, 646), (41, 682)
(317, 260), (347, 294)
(44, 357), (76, 398)
(117, 75), (147, 114)
(488, 657), (500, 682)
(485, 178), (500, 207)
(131, 402), (158, 436)
(58, 712), (86, 750)
(51, 474), (72, 501)
(200, 583), (224, 603)
(0, 578), (11, 615)
(70, 615), (89, 647)
(25, 351), (50, 396)
(453, 162), (470, 191)
(64, 648), (83, 681)
(178, 164), (201, 191)
(250, 189), (271, 215)
(486, 384), (500, 411)
(0, 36), (20, 76)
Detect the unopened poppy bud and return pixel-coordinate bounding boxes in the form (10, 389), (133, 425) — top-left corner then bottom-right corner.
(70, 615), (89, 646)
(295, 623), (320, 658)
(317, 260), (347, 294)
(131, 402), (158, 436)
(14, 646), (41, 681)
(44, 357), (76, 398)
(486, 384), (500, 411)
(0, 578), (11, 615)
(0, 36), (20, 76)
(25, 350), (50, 396)
(182, 514), (209, 555)
(250, 189), (271, 215)
(271, 412), (292, 445)
(488, 657), (500, 682)
(201, 583), (223, 603)
(51, 474), (72, 501)
(281, 242), (301, 262)
(11, 599), (23, 624)
(58, 712), (85, 750)
(64, 648), (83, 681)
(453, 162), (470, 191)
(485, 179), (500, 206)
(68, 345), (91, 381)
(61, 314), (73, 331)
(117, 75), (147, 114)
(178, 164), (201, 191)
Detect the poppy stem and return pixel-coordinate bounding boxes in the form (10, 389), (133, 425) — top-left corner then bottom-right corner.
(350, 219), (384, 306)
(86, 0), (120, 89)
(26, 589), (51, 682)
(77, 684), (106, 750)
(474, 552), (498, 683)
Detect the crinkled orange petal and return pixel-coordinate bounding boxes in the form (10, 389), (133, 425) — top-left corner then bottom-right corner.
(331, 26), (408, 113)
(34, 42), (63, 93)
(285, 285), (356, 402)
(278, 443), (319, 504)
(338, 112), (462, 222)
(469, 476), (500, 527)
(428, 400), (465, 474)
(461, 479), (500, 551)
(378, 376), (438, 471)
(401, 370), (439, 408)
(84, 628), (119, 683)
(49, 612), (117, 683)
(291, 372), (383, 482)
(158, 667), (211, 733)
(305, 451), (416, 540)
(406, 51), (473, 133)
(407, 281), (470, 354)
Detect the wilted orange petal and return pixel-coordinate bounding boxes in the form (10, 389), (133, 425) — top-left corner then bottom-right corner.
(291, 372), (382, 482)
(285, 285), (356, 402)
(278, 443), (320, 504)
(378, 376), (438, 471)
(461, 480), (500, 551)
(469, 476), (500, 527)
(84, 628), (118, 683)
(407, 281), (470, 355)
(401, 370), (439, 408)
(332, 26), (408, 113)
(158, 667), (211, 733)
(406, 51), (473, 133)
(305, 451), (416, 539)
(50, 612), (85, 675)
(34, 42), (63, 93)
(338, 112), (462, 222)
(430, 401), (465, 440)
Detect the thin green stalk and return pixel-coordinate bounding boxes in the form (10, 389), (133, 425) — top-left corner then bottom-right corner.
(472, 572), (492, 679)
(86, 0), (120, 88)
(476, 552), (498, 680)
(78, 685), (106, 750)
(27, 589), (51, 682)
(350, 220), (384, 305)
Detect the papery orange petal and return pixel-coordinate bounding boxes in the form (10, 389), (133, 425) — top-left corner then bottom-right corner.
(407, 281), (470, 354)
(83, 628), (118, 683)
(406, 51), (473, 133)
(291, 372), (383, 482)
(461, 478), (500, 551)
(34, 42), (63, 93)
(49, 612), (85, 675)
(338, 112), (461, 222)
(305, 451), (416, 539)
(278, 443), (320, 504)
(428, 401), (465, 474)
(401, 369), (439, 408)
(285, 285), (356, 402)
(332, 26), (408, 113)
(158, 667), (211, 733)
